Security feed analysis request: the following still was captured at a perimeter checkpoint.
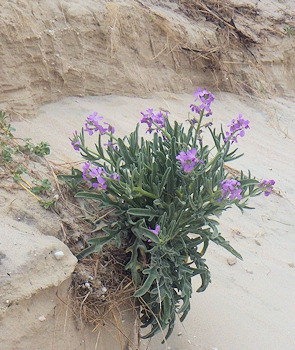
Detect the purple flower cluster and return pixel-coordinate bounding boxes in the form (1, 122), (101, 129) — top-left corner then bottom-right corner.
(224, 114), (250, 143)
(190, 88), (215, 118)
(220, 179), (242, 201)
(176, 148), (204, 173)
(110, 172), (121, 181)
(82, 162), (120, 189)
(259, 179), (275, 196)
(70, 130), (81, 151)
(84, 112), (115, 136)
(104, 140), (118, 151)
(140, 109), (167, 133)
(82, 162), (107, 189)
(147, 224), (160, 242)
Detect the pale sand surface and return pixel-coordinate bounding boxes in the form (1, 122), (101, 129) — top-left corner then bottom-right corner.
(15, 92), (295, 350)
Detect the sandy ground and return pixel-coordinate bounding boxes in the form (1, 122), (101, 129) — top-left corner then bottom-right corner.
(14, 92), (295, 350)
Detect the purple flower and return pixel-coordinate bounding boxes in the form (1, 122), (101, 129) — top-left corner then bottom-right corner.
(194, 88), (215, 105)
(92, 176), (107, 190)
(70, 130), (81, 151)
(104, 141), (118, 151)
(187, 117), (198, 126)
(89, 166), (106, 179)
(176, 148), (203, 173)
(147, 225), (160, 242)
(82, 162), (92, 180)
(82, 162), (107, 189)
(220, 179), (242, 201)
(259, 179), (275, 196)
(81, 163), (121, 189)
(84, 112), (115, 136)
(224, 114), (250, 143)
(140, 109), (167, 133)
(150, 224), (160, 235)
(190, 103), (212, 117)
(110, 173), (120, 181)
(190, 88), (215, 118)
(104, 123), (115, 135)
(84, 112), (103, 135)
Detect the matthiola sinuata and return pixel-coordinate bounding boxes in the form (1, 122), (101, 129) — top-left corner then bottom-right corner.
(140, 108), (167, 133)
(64, 88), (275, 342)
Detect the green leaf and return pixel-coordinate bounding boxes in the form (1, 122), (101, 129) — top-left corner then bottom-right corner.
(76, 232), (117, 259)
(134, 266), (158, 297)
(132, 226), (160, 243)
(211, 235), (243, 260)
(197, 268), (211, 292)
(117, 138), (134, 165)
(75, 191), (101, 201)
(127, 207), (158, 219)
(125, 238), (146, 286)
(240, 179), (259, 187)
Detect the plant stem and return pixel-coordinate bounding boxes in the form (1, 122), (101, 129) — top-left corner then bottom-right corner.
(195, 110), (204, 137)
(152, 122), (171, 140)
(106, 132), (118, 141)
(133, 186), (157, 199)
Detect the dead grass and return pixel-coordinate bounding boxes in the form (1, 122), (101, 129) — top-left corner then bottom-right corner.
(71, 249), (136, 327)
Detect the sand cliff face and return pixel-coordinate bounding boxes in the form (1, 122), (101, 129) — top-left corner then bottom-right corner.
(0, 0), (294, 117)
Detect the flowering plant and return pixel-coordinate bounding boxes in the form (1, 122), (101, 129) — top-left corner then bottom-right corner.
(66, 89), (274, 340)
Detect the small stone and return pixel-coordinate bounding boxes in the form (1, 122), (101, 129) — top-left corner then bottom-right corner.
(246, 269), (253, 274)
(288, 262), (294, 268)
(38, 315), (46, 322)
(255, 239), (261, 246)
(53, 250), (64, 260)
(76, 241), (84, 249)
(84, 282), (91, 289)
(227, 257), (237, 266)
(177, 332), (182, 336)
(53, 194), (59, 200)
(187, 339), (192, 344)
(5, 300), (10, 304)
(101, 286), (107, 293)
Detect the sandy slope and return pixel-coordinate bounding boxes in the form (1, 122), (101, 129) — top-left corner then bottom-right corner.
(14, 92), (295, 350)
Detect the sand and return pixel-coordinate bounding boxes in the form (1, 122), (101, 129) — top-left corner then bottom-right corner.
(13, 91), (295, 350)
